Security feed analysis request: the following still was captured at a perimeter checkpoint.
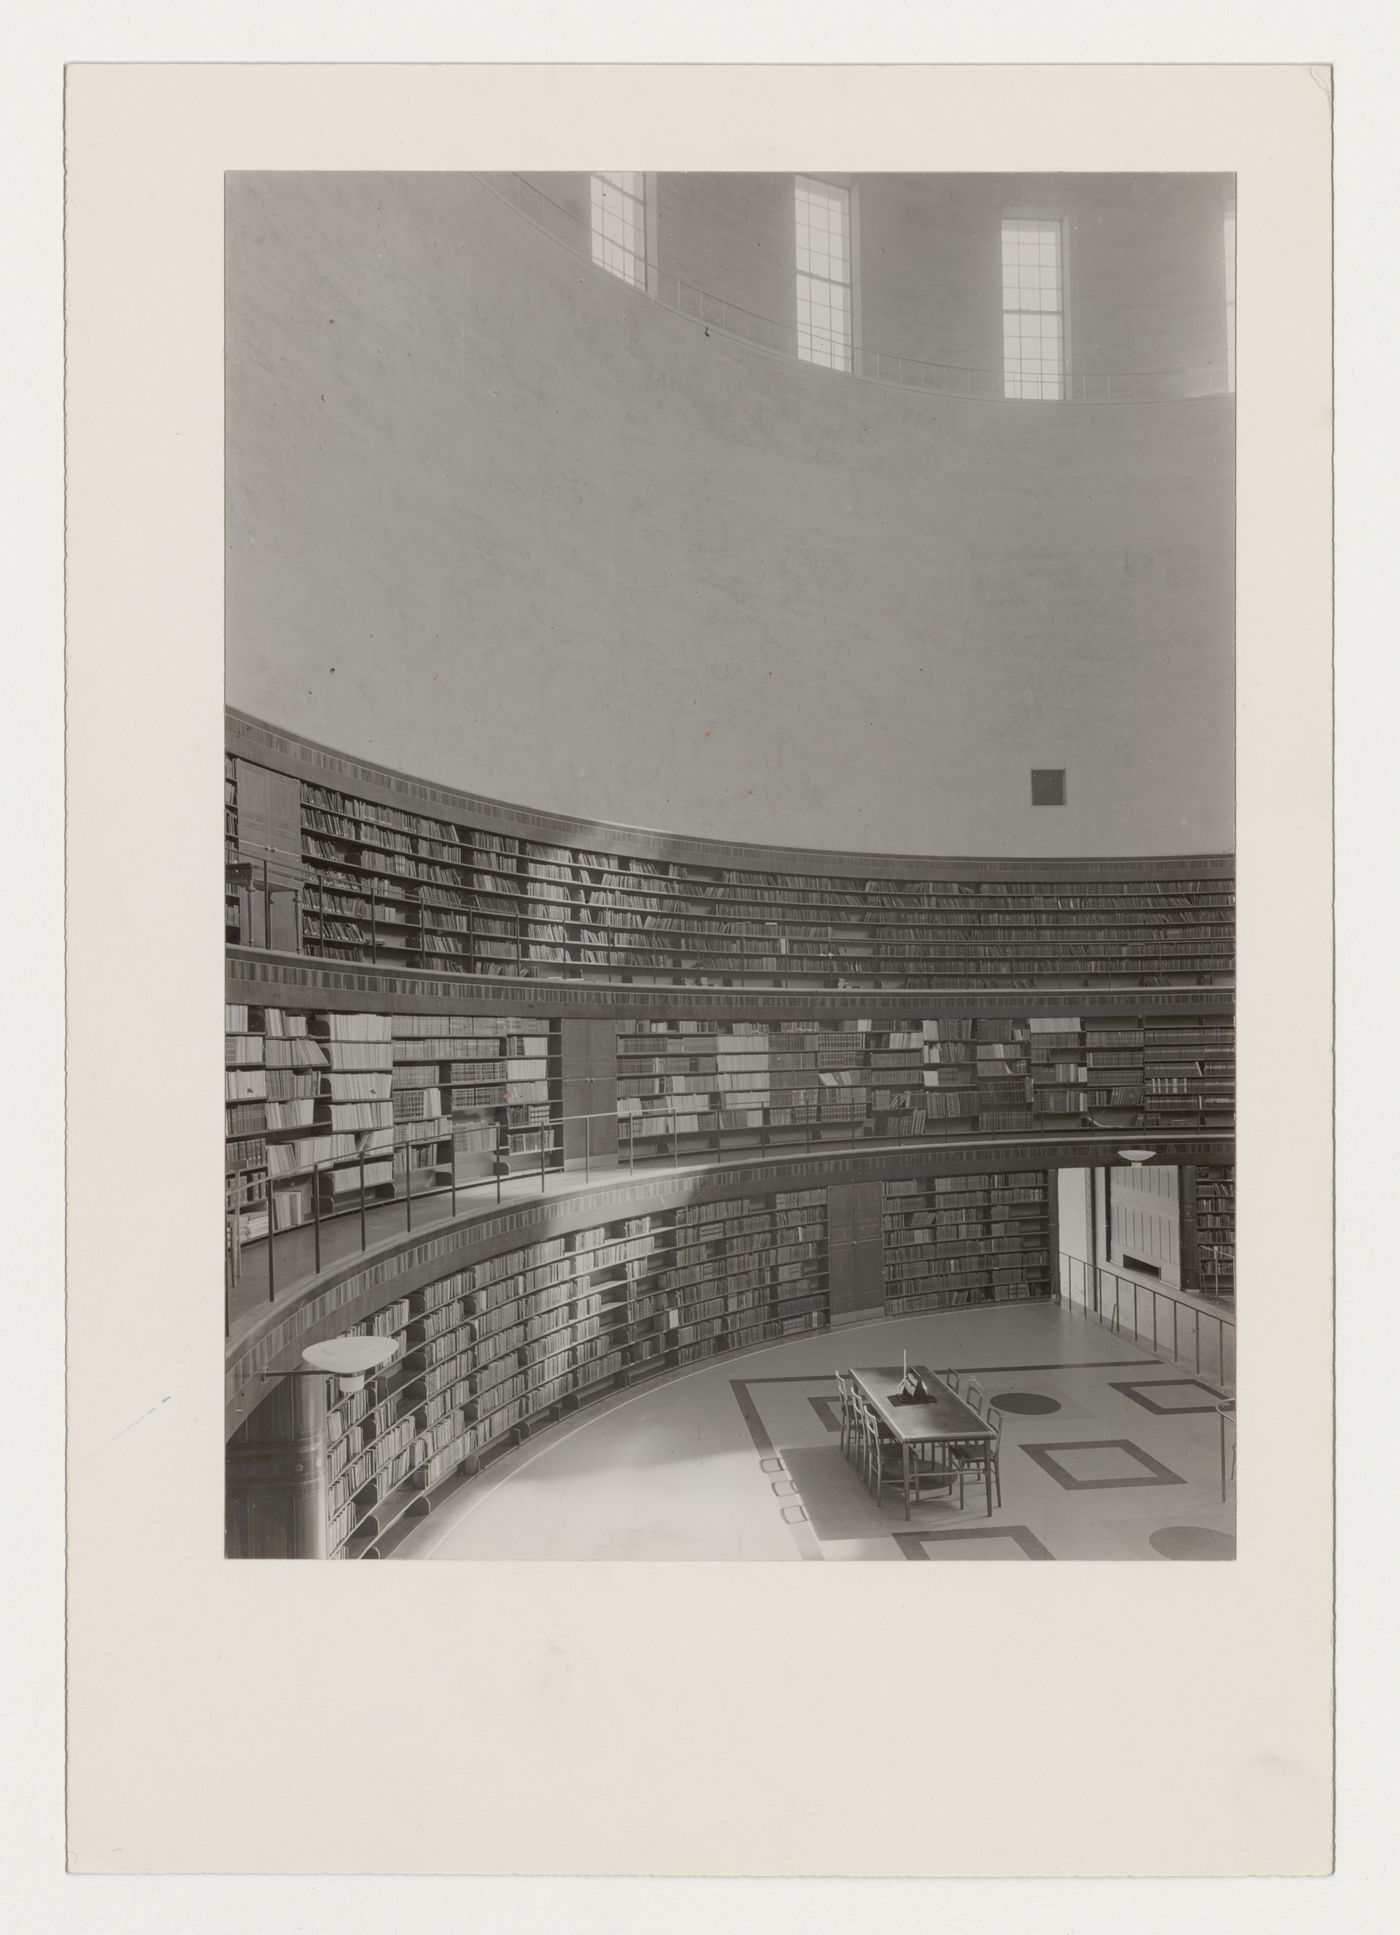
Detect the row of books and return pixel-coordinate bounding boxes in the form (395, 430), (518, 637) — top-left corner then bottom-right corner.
(291, 783), (1232, 985)
(881, 1172), (1052, 1306)
(225, 1005), (562, 1226)
(297, 783), (1231, 903)
(311, 1187), (839, 1550)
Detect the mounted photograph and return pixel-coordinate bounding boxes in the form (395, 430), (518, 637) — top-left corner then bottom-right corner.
(221, 169), (1238, 1563)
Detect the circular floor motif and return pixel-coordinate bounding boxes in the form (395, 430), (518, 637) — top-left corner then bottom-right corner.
(990, 1391), (1061, 1415)
(1149, 1525), (1236, 1561)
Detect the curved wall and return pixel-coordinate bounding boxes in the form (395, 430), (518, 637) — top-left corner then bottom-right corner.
(525, 170), (1236, 380)
(226, 172), (1234, 856)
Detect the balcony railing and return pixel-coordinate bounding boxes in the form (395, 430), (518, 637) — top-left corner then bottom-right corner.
(1058, 1250), (1235, 1391)
(225, 1095), (1231, 1343)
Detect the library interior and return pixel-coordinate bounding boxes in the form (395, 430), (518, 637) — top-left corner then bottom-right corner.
(224, 171), (1236, 1562)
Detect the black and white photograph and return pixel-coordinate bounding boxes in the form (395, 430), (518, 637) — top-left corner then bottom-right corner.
(223, 168), (1239, 1564)
(52, 48), (1347, 1892)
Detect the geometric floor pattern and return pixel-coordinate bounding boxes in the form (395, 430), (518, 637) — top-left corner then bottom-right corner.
(396, 1300), (1237, 1562)
(1108, 1377), (1229, 1416)
(1017, 1438), (1188, 1491)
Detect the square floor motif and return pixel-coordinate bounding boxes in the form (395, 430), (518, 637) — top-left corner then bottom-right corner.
(1020, 1438), (1186, 1491)
(1109, 1378), (1226, 1417)
(894, 1525), (1054, 1561)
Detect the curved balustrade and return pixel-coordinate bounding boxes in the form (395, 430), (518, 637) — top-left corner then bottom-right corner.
(227, 1097), (1236, 1340)
(226, 986), (1235, 1329)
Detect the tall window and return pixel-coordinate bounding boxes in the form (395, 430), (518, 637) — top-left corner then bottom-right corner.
(590, 173), (647, 289)
(795, 176), (853, 371)
(1224, 202), (1236, 393)
(1002, 217), (1064, 400)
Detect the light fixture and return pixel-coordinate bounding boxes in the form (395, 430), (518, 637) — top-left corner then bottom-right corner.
(301, 1335), (400, 1395)
(1117, 1148), (1157, 1167)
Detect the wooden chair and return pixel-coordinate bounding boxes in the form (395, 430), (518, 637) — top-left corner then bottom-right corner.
(852, 1392), (888, 1492)
(963, 1379), (987, 1416)
(857, 1395), (964, 1513)
(851, 1392), (883, 1489)
(834, 1371), (859, 1461)
(939, 1368), (961, 1393)
(952, 1403), (1003, 1509)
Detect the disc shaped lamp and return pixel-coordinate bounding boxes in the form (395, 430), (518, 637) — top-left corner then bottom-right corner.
(301, 1334), (400, 1395)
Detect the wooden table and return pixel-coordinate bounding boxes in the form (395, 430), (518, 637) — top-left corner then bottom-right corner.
(852, 1365), (997, 1521)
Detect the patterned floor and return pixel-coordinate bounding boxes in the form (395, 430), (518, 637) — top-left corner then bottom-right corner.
(398, 1301), (1236, 1561)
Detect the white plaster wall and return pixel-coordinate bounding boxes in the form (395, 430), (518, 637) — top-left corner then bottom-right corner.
(226, 173), (1234, 855)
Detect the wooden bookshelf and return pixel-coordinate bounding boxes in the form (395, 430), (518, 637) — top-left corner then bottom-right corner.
(224, 1008), (271, 1241)
(314, 1185), (829, 1557)
(1194, 1164), (1236, 1299)
(224, 753), (242, 943)
(614, 1010), (1232, 1156)
(281, 772), (1235, 992)
(1142, 1019), (1236, 1131)
(224, 1001), (564, 1250)
(882, 1170), (1055, 1315)
(616, 1017), (936, 1152)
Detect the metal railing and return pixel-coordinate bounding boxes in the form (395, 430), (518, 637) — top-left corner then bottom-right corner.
(224, 1096), (1228, 1338)
(474, 170), (1233, 406)
(1058, 1251), (1235, 1391)
(1217, 1401), (1237, 1501)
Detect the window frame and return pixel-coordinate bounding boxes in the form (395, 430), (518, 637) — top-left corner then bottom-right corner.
(589, 171), (653, 292)
(1000, 210), (1070, 402)
(794, 174), (858, 373)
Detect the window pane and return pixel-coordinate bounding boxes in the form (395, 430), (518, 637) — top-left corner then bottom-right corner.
(590, 172), (647, 288)
(795, 177), (853, 371)
(1002, 216), (1063, 399)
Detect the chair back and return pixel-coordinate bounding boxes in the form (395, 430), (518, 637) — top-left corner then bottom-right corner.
(985, 1404), (1003, 1441)
(941, 1368), (961, 1393)
(835, 1371), (858, 1436)
(850, 1393), (872, 1455)
(964, 1381), (986, 1415)
(855, 1392), (887, 1446)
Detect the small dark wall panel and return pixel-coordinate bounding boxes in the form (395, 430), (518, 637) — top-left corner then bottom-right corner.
(226, 1372), (327, 1559)
(560, 1018), (619, 1166)
(827, 1179), (885, 1321)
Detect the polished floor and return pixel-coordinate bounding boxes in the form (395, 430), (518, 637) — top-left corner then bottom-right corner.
(396, 1301), (1236, 1562)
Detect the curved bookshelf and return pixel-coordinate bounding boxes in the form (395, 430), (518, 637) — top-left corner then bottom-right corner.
(224, 995), (1234, 1284)
(225, 1135), (1234, 1558)
(238, 1182), (833, 1560)
(227, 712), (1235, 995)
(224, 714), (1237, 1558)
